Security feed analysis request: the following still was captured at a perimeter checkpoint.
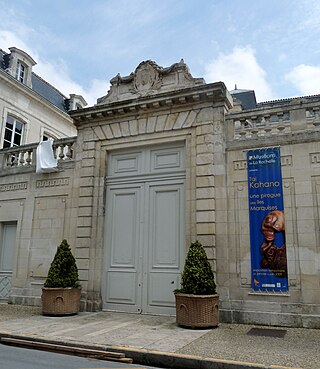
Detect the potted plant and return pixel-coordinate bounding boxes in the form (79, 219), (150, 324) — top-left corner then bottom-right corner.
(174, 240), (219, 328)
(41, 239), (81, 316)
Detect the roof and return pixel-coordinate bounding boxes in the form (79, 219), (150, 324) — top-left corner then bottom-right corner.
(0, 49), (7, 69)
(230, 88), (257, 110)
(0, 48), (68, 113)
(257, 94), (320, 107)
(229, 86), (320, 111)
(31, 73), (67, 111)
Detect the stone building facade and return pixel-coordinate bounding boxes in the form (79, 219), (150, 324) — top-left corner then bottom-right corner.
(0, 59), (320, 328)
(223, 96), (320, 327)
(0, 47), (86, 148)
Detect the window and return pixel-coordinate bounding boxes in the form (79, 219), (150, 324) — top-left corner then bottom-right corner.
(15, 61), (26, 83)
(0, 222), (17, 273)
(42, 132), (56, 142)
(2, 116), (24, 148)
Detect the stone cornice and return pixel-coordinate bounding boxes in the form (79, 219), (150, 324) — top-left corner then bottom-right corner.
(227, 129), (320, 151)
(70, 82), (232, 126)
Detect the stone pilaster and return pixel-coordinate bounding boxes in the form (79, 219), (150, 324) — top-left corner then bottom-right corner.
(195, 122), (216, 269)
(75, 137), (102, 311)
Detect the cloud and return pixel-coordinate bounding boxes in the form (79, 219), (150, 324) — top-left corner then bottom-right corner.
(86, 79), (109, 106)
(0, 30), (106, 106)
(204, 46), (274, 102)
(95, 0), (168, 27)
(285, 64), (320, 96)
(294, 0), (320, 33)
(34, 58), (107, 106)
(0, 30), (31, 54)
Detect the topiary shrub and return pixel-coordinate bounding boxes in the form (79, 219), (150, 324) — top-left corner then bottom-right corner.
(176, 240), (216, 295)
(44, 239), (79, 288)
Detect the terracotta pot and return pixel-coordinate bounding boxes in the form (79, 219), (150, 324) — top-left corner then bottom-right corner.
(175, 293), (219, 328)
(41, 287), (81, 316)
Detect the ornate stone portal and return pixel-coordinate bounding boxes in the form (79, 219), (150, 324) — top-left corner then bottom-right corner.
(2, 58), (320, 327)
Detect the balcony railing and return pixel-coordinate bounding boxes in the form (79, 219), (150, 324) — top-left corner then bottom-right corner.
(0, 136), (77, 174)
(227, 99), (320, 142)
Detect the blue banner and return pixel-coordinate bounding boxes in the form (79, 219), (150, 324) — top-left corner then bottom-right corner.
(247, 147), (288, 292)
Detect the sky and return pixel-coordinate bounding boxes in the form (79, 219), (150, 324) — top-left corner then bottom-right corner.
(1, 0), (320, 107)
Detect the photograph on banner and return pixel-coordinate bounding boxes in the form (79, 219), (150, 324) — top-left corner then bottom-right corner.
(247, 147), (288, 292)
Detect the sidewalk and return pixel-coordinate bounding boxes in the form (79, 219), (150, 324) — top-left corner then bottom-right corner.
(0, 304), (319, 369)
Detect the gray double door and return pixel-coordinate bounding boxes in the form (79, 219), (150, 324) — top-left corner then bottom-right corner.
(103, 145), (185, 315)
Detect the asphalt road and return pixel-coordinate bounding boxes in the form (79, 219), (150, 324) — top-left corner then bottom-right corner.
(0, 344), (156, 369)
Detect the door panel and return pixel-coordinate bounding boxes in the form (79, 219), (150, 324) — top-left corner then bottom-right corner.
(147, 273), (181, 308)
(144, 182), (184, 314)
(110, 191), (138, 267)
(150, 147), (184, 172)
(150, 186), (181, 267)
(106, 271), (137, 305)
(110, 151), (142, 176)
(104, 186), (142, 312)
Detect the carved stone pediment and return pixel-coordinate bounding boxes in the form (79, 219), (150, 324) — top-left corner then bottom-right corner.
(133, 61), (162, 94)
(97, 59), (204, 105)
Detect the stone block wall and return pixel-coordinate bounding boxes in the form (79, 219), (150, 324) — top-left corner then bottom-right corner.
(219, 108), (320, 327)
(0, 167), (78, 306)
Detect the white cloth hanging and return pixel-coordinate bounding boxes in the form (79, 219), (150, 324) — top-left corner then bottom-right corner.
(36, 138), (58, 173)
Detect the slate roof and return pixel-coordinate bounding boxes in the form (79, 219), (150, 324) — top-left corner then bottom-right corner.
(257, 94), (320, 108)
(0, 49), (7, 68)
(31, 73), (68, 112)
(230, 86), (320, 111)
(229, 88), (257, 110)
(0, 48), (68, 113)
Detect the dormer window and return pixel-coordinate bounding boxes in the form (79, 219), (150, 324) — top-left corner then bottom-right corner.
(67, 94), (88, 111)
(7, 47), (36, 88)
(15, 61), (26, 83)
